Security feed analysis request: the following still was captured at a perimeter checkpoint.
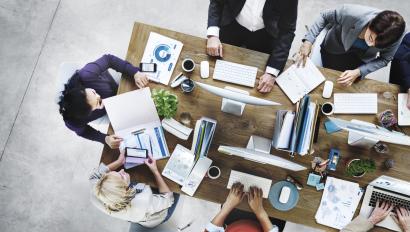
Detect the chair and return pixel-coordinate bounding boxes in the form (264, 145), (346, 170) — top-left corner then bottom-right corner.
(57, 62), (121, 134)
(310, 27), (329, 67)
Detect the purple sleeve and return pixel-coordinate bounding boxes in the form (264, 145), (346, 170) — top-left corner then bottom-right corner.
(65, 121), (106, 144)
(78, 54), (140, 80)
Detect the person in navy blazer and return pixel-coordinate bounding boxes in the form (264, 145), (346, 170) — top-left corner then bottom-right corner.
(390, 33), (410, 109)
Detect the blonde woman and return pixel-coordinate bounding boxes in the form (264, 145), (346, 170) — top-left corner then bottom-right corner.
(89, 150), (179, 232)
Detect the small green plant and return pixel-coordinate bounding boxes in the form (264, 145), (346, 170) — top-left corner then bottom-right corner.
(346, 159), (376, 177)
(152, 89), (178, 119)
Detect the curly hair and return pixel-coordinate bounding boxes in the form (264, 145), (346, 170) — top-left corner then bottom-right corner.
(94, 172), (136, 212)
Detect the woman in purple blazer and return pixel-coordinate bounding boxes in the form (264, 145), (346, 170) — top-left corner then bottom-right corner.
(58, 54), (149, 149)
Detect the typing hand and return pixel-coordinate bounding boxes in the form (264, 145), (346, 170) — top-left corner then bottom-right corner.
(295, 41), (312, 68)
(223, 182), (245, 211)
(105, 135), (123, 149)
(392, 207), (410, 232)
(337, 69), (361, 87)
(207, 36), (223, 57)
(247, 186), (267, 217)
(368, 201), (394, 225)
(134, 72), (149, 88)
(257, 73), (276, 93)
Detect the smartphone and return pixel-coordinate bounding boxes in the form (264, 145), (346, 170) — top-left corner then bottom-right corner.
(139, 63), (157, 72)
(126, 147), (148, 158)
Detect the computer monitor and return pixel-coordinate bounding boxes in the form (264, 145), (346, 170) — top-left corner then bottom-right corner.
(195, 82), (281, 116)
(328, 117), (410, 146)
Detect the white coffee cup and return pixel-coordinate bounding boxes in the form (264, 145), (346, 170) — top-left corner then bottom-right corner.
(207, 166), (221, 179)
(182, 58), (195, 73)
(321, 102), (334, 115)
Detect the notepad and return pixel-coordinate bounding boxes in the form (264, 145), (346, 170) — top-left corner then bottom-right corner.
(276, 58), (325, 104)
(398, 93), (410, 126)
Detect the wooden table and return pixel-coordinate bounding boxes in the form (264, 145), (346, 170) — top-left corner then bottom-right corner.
(100, 22), (410, 231)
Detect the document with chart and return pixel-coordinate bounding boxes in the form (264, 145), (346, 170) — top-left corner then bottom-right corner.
(276, 58), (325, 104)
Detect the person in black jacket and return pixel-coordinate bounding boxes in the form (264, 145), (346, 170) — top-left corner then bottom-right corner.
(390, 32), (410, 109)
(206, 0), (298, 93)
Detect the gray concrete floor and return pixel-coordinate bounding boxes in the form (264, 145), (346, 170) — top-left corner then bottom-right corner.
(0, 0), (409, 231)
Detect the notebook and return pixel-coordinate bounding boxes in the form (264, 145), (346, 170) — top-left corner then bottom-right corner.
(276, 58), (325, 104)
(398, 93), (410, 126)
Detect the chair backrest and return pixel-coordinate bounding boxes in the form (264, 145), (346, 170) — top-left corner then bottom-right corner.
(56, 62), (82, 104)
(310, 27), (330, 67)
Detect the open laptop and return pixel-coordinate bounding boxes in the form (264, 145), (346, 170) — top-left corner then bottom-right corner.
(360, 175), (410, 231)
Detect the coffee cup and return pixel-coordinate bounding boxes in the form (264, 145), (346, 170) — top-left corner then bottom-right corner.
(182, 58), (195, 73)
(181, 79), (195, 93)
(321, 102), (334, 115)
(207, 166), (221, 179)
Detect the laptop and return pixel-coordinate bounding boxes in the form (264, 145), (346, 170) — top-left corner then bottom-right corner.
(360, 175), (410, 231)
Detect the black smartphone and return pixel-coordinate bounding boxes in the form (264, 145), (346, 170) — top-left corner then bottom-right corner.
(139, 63), (157, 72)
(126, 147), (148, 158)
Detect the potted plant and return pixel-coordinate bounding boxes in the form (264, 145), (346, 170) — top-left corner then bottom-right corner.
(346, 159), (376, 177)
(152, 89), (178, 119)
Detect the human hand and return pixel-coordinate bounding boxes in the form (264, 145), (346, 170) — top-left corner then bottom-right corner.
(368, 201), (394, 225)
(144, 155), (159, 173)
(134, 72), (149, 88)
(207, 36), (223, 57)
(223, 182), (245, 211)
(117, 149), (125, 165)
(392, 207), (410, 232)
(247, 186), (266, 217)
(295, 41), (313, 67)
(105, 135), (123, 149)
(337, 69), (361, 87)
(257, 73), (276, 93)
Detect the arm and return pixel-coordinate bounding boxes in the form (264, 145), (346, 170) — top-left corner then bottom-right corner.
(207, 0), (224, 30)
(358, 46), (398, 78)
(206, 0), (224, 57)
(248, 187), (277, 232)
(65, 121), (106, 144)
(106, 150), (125, 171)
(144, 157), (171, 193)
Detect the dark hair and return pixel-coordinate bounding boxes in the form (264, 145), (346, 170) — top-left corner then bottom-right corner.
(58, 73), (91, 119)
(369, 10), (406, 49)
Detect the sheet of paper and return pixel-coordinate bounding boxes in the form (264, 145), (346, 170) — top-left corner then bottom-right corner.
(398, 93), (410, 125)
(181, 157), (212, 196)
(277, 111), (295, 149)
(315, 177), (363, 230)
(141, 32), (183, 85)
(276, 58), (325, 104)
(162, 145), (196, 185)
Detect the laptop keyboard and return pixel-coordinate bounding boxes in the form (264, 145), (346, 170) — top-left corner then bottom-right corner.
(369, 191), (410, 210)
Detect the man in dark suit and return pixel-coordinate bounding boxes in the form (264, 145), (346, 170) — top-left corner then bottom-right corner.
(390, 33), (410, 109)
(206, 0), (298, 93)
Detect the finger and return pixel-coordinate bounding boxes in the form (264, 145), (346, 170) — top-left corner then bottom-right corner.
(376, 200), (381, 208)
(219, 44), (223, 58)
(302, 55), (307, 67)
(258, 188), (263, 198)
(260, 86), (269, 93)
(296, 54), (302, 68)
(387, 203), (395, 213)
(257, 79), (265, 90)
(381, 201), (386, 210)
(339, 71), (349, 78)
(391, 213), (399, 224)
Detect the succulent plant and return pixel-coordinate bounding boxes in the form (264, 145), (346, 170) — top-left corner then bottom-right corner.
(346, 159), (376, 177)
(384, 159), (395, 169)
(151, 89), (178, 119)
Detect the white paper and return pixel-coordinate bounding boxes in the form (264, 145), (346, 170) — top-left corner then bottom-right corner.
(277, 112), (295, 149)
(141, 32), (183, 85)
(315, 177), (364, 230)
(398, 93), (410, 126)
(276, 58), (325, 104)
(181, 157), (212, 196)
(162, 145), (196, 185)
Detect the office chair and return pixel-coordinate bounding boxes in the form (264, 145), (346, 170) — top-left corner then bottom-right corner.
(57, 62), (120, 134)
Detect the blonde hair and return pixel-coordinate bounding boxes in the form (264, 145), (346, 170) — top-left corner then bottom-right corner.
(94, 172), (136, 212)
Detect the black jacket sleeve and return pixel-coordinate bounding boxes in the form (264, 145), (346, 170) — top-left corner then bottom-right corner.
(207, 0), (225, 28)
(266, 0), (298, 73)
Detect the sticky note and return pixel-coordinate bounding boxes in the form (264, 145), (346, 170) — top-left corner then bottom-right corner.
(307, 173), (321, 187)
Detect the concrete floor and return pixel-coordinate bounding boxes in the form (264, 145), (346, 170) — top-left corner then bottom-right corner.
(0, 0), (409, 231)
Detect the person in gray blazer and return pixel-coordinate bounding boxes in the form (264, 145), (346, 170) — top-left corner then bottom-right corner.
(296, 4), (405, 87)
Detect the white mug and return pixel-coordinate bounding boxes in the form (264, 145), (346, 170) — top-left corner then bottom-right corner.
(207, 166), (221, 179)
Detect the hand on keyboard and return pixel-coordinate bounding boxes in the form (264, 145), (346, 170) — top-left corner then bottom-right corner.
(392, 207), (410, 232)
(257, 73), (276, 93)
(368, 201), (395, 225)
(248, 186), (266, 217)
(222, 182), (245, 211)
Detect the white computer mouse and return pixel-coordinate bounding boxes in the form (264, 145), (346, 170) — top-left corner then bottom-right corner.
(279, 186), (291, 204)
(322, 80), (334, 99)
(200, 61), (209, 79)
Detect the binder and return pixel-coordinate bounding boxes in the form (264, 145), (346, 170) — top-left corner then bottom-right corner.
(272, 96), (320, 156)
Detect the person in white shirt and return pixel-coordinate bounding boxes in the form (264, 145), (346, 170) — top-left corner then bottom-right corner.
(89, 150), (179, 232)
(206, 0), (298, 93)
(204, 182), (279, 232)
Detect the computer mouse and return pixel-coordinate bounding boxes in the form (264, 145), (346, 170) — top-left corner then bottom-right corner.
(200, 61), (209, 79)
(279, 186), (291, 204)
(322, 80), (334, 99)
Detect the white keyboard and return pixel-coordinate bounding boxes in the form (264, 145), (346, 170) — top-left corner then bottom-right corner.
(227, 170), (272, 198)
(334, 93), (378, 114)
(213, 60), (258, 87)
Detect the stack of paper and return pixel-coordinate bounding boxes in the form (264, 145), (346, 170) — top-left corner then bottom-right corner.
(191, 117), (217, 160)
(315, 177), (364, 230)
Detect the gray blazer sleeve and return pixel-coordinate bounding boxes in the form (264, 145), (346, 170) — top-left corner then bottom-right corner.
(359, 42), (401, 77)
(207, 0), (224, 28)
(304, 6), (344, 43)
